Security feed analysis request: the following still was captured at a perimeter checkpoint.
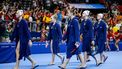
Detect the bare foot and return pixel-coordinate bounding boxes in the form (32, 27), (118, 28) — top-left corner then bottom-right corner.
(96, 60), (102, 66)
(13, 66), (18, 69)
(32, 62), (36, 69)
(48, 62), (55, 65)
(78, 64), (86, 68)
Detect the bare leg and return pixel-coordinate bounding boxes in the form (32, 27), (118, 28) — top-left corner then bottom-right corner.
(78, 54), (86, 68)
(27, 56), (36, 68)
(56, 54), (63, 60)
(50, 53), (55, 64)
(14, 41), (20, 69)
(84, 52), (87, 65)
(49, 40), (55, 65)
(59, 58), (70, 68)
(56, 53), (64, 63)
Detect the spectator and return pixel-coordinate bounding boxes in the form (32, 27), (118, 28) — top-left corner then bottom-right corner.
(57, 10), (62, 26)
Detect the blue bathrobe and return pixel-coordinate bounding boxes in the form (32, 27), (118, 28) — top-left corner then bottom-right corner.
(80, 19), (94, 52)
(47, 22), (62, 54)
(94, 20), (107, 53)
(11, 19), (31, 60)
(63, 17), (81, 58)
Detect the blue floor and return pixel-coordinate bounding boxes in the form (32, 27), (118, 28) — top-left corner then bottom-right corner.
(0, 51), (122, 69)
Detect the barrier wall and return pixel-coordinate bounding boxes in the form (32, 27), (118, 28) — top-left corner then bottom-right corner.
(0, 41), (122, 63)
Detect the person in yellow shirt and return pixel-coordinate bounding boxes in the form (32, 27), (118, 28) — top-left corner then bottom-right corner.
(43, 12), (51, 29)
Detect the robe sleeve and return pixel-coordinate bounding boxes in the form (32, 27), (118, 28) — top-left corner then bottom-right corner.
(73, 19), (80, 43)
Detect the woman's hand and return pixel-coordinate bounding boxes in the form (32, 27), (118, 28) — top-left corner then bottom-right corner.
(45, 41), (49, 48)
(28, 40), (32, 47)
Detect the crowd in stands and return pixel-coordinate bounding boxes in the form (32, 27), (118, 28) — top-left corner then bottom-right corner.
(0, 0), (122, 48)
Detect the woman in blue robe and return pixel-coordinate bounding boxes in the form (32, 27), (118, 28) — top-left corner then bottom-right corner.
(11, 10), (37, 69)
(46, 15), (64, 65)
(58, 13), (85, 69)
(80, 10), (95, 67)
(94, 13), (108, 65)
